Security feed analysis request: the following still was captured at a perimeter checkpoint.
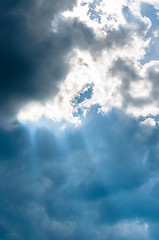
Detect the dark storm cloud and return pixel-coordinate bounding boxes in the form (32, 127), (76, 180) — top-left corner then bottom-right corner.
(0, 0), (152, 129)
(0, 110), (159, 239)
(0, 0), (100, 127)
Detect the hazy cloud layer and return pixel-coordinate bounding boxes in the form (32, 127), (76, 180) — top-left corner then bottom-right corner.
(0, 110), (159, 239)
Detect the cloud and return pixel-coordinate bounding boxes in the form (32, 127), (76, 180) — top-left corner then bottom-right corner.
(1, 0), (159, 128)
(0, 0), (102, 127)
(17, 0), (157, 125)
(1, 1), (159, 239)
(1, 110), (159, 239)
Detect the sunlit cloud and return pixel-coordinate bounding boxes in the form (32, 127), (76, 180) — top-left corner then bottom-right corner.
(17, 0), (159, 126)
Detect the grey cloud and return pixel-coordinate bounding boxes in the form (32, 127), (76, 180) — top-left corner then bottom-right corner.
(0, 0), (151, 128)
(147, 65), (159, 103)
(108, 58), (159, 111)
(0, 0), (99, 127)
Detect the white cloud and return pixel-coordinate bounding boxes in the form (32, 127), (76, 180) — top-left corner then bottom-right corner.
(129, 80), (151, 98)
(140, 118), (156, 127)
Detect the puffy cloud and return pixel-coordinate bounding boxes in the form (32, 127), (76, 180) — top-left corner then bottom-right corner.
(17, 0), (159, 126)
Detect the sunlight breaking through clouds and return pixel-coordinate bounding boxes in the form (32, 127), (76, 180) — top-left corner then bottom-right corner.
(17, 0), (159, 127)
(2, 1), (159, 240)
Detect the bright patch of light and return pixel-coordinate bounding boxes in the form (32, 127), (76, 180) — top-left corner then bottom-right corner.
(126, 105), (159, 118)
(17, 0), (159, 125)
(18, 103), (46, 122)
(129, 80), (152, 98)
(141, 117), (156, 127)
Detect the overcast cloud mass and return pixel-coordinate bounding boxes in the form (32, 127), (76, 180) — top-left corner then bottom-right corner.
(1, 0), (159, 239)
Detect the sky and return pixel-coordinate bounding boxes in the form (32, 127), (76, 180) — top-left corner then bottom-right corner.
(1, 0), (159, 239)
